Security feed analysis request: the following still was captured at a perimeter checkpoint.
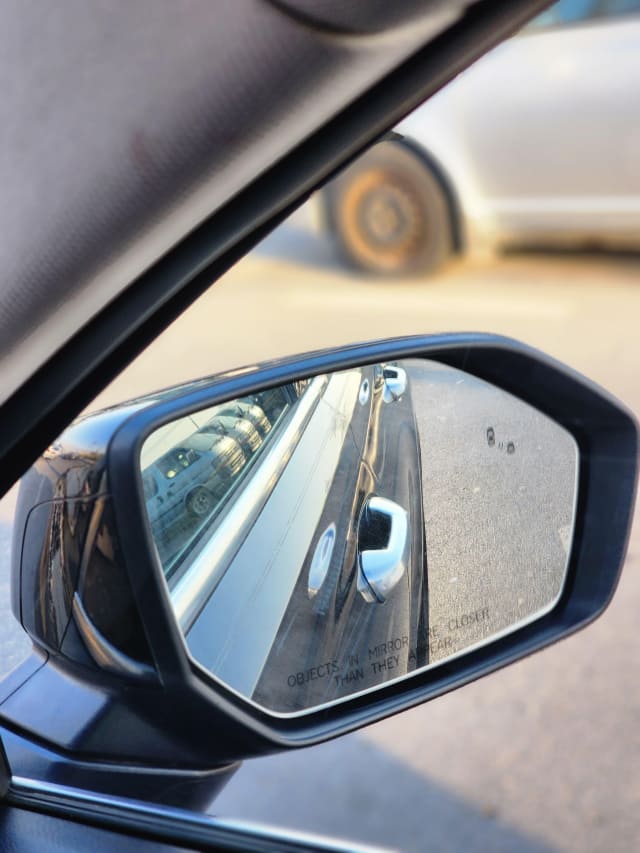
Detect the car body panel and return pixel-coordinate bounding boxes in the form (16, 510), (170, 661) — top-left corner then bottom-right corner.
(184, 364), (425, 714)
(395, 6), (640, 250)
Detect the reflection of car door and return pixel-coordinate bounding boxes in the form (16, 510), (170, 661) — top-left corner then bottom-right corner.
(454, 2), (640, 238)
(363, 363), (426, 654)
(184, 375), (358, 694)
(251, 365), (425, 713)
(331, 363), (426, 697)
(183, 368), (424, 714)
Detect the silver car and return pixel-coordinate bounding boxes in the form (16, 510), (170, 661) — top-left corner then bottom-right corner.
(322, 0), (640, 275)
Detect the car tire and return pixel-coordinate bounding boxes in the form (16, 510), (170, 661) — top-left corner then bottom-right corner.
(327, 141), (452, 277)
(185, 486), (215, 518)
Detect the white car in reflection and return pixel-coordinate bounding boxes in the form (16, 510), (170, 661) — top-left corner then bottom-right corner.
(317, 0), (640, 275)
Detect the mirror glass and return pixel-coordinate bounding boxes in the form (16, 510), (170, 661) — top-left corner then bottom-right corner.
(140, 359), (578, 715)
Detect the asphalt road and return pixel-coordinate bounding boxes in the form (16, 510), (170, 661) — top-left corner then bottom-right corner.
(408, 360), (577, 664)
(1, 225), (639, 852)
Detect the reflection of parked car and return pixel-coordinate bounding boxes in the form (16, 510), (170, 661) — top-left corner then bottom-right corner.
(144, 433), (246, 546)
(217, 401), (272, 438)
(323, 0), (640, 276)
(200, 414), (263, 456)
(239, 388), (293, 423)
(146, 387), (301, 581)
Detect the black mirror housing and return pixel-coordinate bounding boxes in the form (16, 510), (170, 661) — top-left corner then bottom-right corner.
(4, 333), (637, 769)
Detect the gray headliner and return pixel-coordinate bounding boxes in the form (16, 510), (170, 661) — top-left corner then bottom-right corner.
(0, 0), (469, 406)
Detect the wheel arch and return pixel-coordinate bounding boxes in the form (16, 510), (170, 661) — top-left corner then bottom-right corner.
(321, 134), (465, 255)
(390, 134), (465, 254)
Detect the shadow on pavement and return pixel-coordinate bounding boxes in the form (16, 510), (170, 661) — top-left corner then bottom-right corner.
(254, 223), (640, 281)
(503, 244), (640, 269)
(212, 733), (556, 853)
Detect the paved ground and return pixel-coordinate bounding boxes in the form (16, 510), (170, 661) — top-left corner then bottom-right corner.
(1, 225), (639, 851)
(408, 361), (577, 663)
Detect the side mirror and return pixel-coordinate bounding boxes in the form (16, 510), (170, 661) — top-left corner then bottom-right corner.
(5, 334), (637, 769)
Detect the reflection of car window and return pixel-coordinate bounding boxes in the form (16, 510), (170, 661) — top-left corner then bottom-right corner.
(145, 381), (309, 584)
(598, 0), (640, 15)
(156, 448), (200, 479)
(530, 0), (640, 28)
(242, 385), (292, 422)
(534, 0), (599, 26)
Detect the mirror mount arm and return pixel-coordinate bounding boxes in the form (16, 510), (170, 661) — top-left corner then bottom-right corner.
(0, 714), (240, 812)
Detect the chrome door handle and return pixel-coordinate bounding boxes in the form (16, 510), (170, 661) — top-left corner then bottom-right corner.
(357, 496), (409, 603)
(382, 366), (407, 403)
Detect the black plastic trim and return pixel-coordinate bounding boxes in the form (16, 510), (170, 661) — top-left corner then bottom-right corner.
(397, 135), (466, 253)
(6, 776), (368, 853)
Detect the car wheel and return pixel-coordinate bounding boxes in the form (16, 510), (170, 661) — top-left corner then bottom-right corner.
(328, 141), (452, 277)
(186, 486), (215, 518)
